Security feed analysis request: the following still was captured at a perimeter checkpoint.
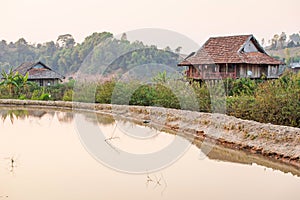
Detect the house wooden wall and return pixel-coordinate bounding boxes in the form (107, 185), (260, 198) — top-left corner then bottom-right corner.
(267, 65), (279, 78)
(29, 79), (60, 86)
(236, 64), (268, 78)
(187, 63), (279, 79)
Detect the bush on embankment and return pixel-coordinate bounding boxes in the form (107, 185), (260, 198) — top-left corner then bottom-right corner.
(226, 72), (300, 127)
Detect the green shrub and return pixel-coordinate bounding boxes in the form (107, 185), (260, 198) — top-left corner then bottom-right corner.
(251, 72), (300, 127)
(39, 93), (51, 101)
(191, 81), (211, 112)
(62, 89), (74, 101)
(226, 95), (255, 120)
(18, 94), (27, 100)
(95, 80), (116, 103)
(31, 89), (50, 101)
(231, 78), (257, 96)
(154, 84), (180, 109)
(129, 84), (157, 106)
(31, 90), (41, 100)
(72, 82), (97, 103)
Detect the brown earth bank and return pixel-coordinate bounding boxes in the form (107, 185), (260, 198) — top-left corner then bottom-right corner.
(0, 99), (300, 169)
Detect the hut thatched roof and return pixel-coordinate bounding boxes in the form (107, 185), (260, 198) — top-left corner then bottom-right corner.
(13, 61), (65, 80)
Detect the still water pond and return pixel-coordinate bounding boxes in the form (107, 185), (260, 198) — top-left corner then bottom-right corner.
(0, 107), (299, 200)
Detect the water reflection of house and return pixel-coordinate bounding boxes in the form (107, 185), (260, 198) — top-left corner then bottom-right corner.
(13, 61), (65, 86)
(28, 110), (48, 118)
(178, 35), (284, 80)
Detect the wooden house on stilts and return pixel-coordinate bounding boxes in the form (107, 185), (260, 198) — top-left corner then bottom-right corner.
(178, 35), (284, 80)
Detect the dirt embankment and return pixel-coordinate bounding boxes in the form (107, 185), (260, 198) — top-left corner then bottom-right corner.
(1, 99), (300, 168)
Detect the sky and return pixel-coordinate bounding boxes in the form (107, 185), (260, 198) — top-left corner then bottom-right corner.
(0, 0), (299, 46)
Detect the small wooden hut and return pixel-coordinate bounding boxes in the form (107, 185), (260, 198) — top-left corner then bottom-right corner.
(13, 61), (65, 86)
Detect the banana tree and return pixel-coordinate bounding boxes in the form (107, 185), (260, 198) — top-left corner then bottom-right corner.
(0, 68), (19, 97)
(0, 68), (33, 98)
(14, 72), (34, 95)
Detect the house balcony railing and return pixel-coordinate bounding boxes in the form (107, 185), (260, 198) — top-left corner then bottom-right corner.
(186, 71), (236, 80)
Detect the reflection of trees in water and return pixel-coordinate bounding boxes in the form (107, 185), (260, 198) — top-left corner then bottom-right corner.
(57, 112), (74, 123)
(81, 112), (115, 125)
(0, 109), (49, 124)
(0, 108), (74, 124)
(191, 138), (300, 177)
(29, 110), (48, 118)
(104, 123), (121, 153)
(0, 109), (29, 124)
(96, 113), (115, 125)
(50, 111), (115, 125)
(0, 107), (116, 126)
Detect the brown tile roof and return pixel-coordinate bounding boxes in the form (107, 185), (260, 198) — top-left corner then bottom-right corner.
(13, 61), (65, 80)
(178, 35), (284, 66)
(240, 52), (283, 64)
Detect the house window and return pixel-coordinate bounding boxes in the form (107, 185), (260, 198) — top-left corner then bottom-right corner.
(39, 80), (43, 86)
(198, 65), (202, 72)
(271, 66), (277, 74)
(33, 64), (44, 69)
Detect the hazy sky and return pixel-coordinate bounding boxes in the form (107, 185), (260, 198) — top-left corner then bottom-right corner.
(1, 0), (299, 45)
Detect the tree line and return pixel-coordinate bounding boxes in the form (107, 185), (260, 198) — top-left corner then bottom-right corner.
(264, 31), (300, 50)
(0, 32), (181, 76)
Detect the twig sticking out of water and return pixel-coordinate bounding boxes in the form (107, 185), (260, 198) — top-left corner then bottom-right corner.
(153, 174), (162, 189)
(146, 174), (154, 186)
(104, 123), (121, 153)
(104, 136), (120, 142)
(4, 155), (19, 174)
(104, 139), (121, 154)
(146, 173), (167, 196)
(160, 173), (167, 196)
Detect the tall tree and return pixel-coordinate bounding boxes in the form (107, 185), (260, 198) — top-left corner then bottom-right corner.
(284, 48), (291, 65)
(15, 38), (28, 47)
(56, 34), (75, 49)
(121, 33), (128, 41)
(278, 32), (287, 49)
(175, 46), (182, 54)
(261, 38), (265, 47)
(271, 34), (279, 49)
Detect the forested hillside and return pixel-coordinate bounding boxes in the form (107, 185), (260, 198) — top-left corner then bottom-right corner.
(263, 31), (300, 65)
(0, 32), (181, 76)
(267, 46), (300, 64)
